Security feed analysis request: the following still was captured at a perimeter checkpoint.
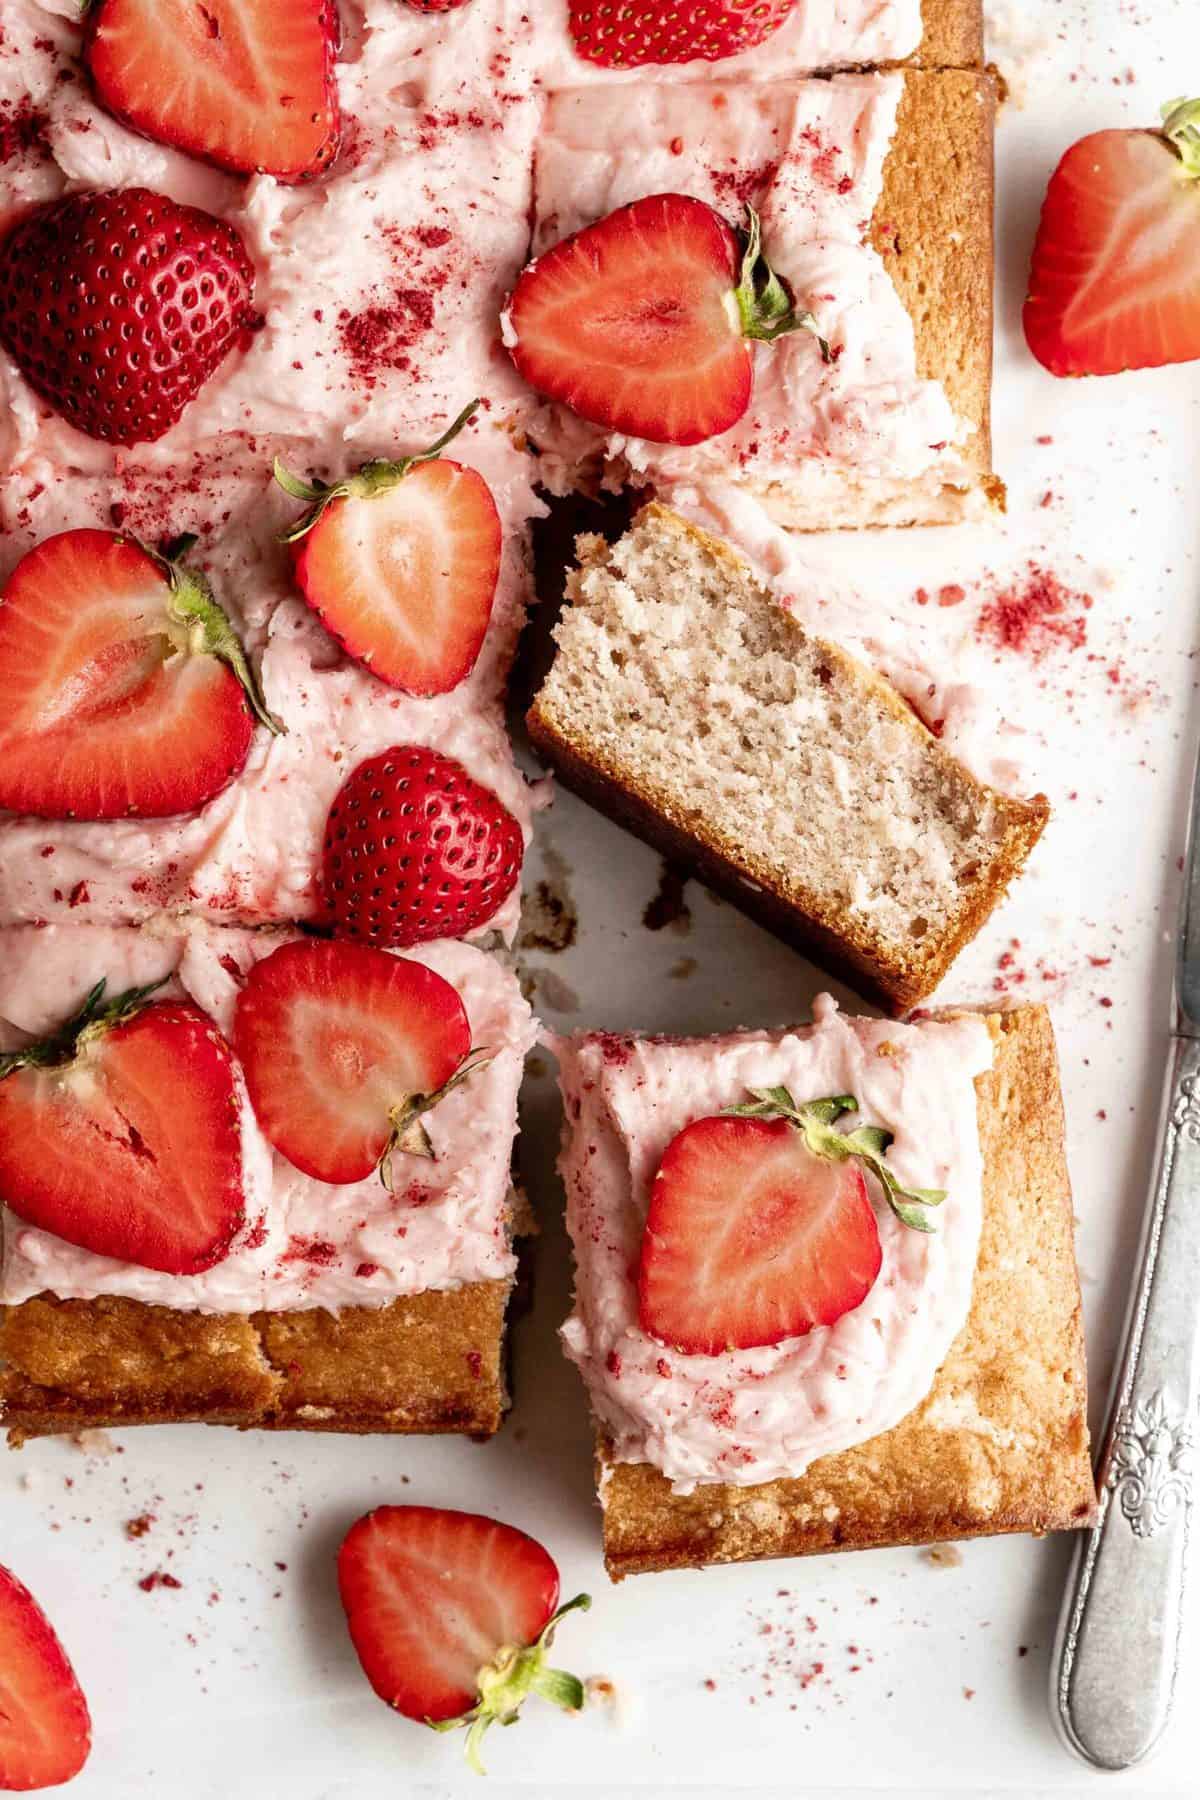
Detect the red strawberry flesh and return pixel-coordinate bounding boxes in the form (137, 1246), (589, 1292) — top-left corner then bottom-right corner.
(508, 193), (752, 445)
(234, 939), (472, 1185)
(0, 995), (245, 1275)
(86, 0), (341, 182)
(568, 0), (797, 68)
(638, 1114), (883, 1353)
(0, 1566), (92, 1792)
(337, 1506), (560, 1723)
(0, 187), (256, 446)
(1025, 110), (1200, 377)
(290, 458), (501, 696)
(0, 530), (266, 821)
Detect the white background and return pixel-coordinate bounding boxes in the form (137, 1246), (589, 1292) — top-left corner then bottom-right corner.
(5, 2), (1200, 1795)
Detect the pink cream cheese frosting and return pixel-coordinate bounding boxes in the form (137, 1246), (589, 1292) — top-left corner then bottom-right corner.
(556, 997), (994, 1494)
(0, 921), (536, 1313)
(513, 74), (975, 524)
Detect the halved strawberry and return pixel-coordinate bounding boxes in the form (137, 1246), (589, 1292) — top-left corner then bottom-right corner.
(1025, 98), (1200, 377)
(568, 0), (797, 68)
(0, 529), (280, 822)
(274, 404), (500, 696)
(338, 1506), (589, 1774)
(0, 1565), (91, 1792)
(638, 1088), (946, 1354)
(322, 745), (523, 947)
(505, 194), (827, 445)
(234, 938), (487, 1186)
(85, 0), (341, 182)
(0, 980), (245, 1275)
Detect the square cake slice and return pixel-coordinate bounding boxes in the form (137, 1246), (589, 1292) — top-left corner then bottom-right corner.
(528, 503), (1047, 1013)
(522, 68), (997, 528)
(0, 922), (535, 1442)
(556, 1001), (1095, 1578)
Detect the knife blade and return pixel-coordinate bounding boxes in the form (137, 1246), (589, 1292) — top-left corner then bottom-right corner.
(1051, 743), (1200, 1768)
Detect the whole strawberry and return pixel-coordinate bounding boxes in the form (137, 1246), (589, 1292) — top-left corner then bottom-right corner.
(569, 0), (796, 67)
(0, 187), (256, 445)
(322, 746), (523, 946)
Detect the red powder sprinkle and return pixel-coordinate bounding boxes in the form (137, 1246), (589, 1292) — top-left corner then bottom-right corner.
(243, 1214), (268, 1251)
(466, 1349), (483, 1380)
(338, 287), (435, 387)
(669, 135), (684, 155)
(606, 1349), (623, 1377)
(976, 565), (1092, 659)
(414, 224), (451, 248)
(656, 1357), (672, 1378)
(124, 1514), (155, 1539)
(0, 101), (49, 164)
(283, 1235), (338, 1266)
(703, 1677), (717, 1691)
(355, 1261), (379, 1279)
(937, 583), (966, 607)
(67, 881), (89, 907)
(218, 953), (243, 982)
(138, 1572), (182, 1592)
(710, 159), (779, 208)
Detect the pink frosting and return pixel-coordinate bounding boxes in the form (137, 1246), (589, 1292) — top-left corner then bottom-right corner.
(514, 74), (973, 514)
(0, 921), (536, 1312)
(556, 997), (994, 1494)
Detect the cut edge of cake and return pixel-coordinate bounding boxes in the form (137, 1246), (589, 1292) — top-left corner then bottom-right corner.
(570, 1004), (1096, 1578)
(527, 502), (1049, 1014)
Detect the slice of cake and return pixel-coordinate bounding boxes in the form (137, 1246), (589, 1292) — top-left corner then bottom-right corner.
(0, 921), (535, 1441)
(555, 999), (1095, 1577)
(527, 504), (1047, 1012)
(518, 69), (998, 528)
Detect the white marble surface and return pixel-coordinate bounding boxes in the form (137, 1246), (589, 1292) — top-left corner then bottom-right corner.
(4, 1), (1200, 1794)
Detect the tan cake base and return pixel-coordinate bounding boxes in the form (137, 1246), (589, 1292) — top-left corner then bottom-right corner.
(906, 0), (984, 71)
(0, 1280), (512, 1445)
(597, 1006), (1096, 1578)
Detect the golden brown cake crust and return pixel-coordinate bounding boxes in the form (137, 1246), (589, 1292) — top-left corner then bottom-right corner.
(911, 0), (983, 69)
(527, 504), (1049, 1015)
(0, 1282), (511, 1445)
(598, 1006), (1097, 1578)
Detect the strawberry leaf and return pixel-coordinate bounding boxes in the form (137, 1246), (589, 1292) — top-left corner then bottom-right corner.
(427, 1591), (591, 1775)
(378, 1045), (494, 1190)
(0, 976), (168, 1080)
(145, 540), (284, 736)
(1163, 97), (1200, 179)
(735, 206), (832, 360)
(719, 1085), (947, 1231)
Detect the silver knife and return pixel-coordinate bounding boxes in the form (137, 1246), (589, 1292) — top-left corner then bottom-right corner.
(1051, 755), (1200, 1768)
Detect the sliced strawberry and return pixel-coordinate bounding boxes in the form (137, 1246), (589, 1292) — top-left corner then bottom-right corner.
(321, 746), (523, 947)
(0, 982), (245, 1275)
(637, 1087), (947, 1353)
(338, 1506), (589, 1773)
(0, 529), (280, 822)
(1025, 99), (1200, 377)
(0, 1566), (91, 1792)
(234, 938), (484, 1185)
(0, 188), (256, 447)
(568, 0), (797, 68)
(85, 0), (341, 182)
(505, 194), (827, 445)
(275, 404), (500, 696)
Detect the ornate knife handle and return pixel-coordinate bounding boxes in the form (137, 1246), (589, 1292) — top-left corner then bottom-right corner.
(1053, 1034), (1200, 1768)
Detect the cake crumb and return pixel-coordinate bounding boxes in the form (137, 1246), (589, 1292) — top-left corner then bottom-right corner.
(643, 860), (692, 934)
(924, 1544), (964, 1569)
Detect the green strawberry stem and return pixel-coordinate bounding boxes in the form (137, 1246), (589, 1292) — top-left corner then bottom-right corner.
(720, 1086), (946, 1233)
(1162, 98), (1200, 177)
(734, 206), (832, 361)
(149, 535), (283, 736)
(378, 1045), (495, 1188)
(0, 977), (168, 1081)
(428, 1592), (592, 1776)
(274, 398), (482, 543)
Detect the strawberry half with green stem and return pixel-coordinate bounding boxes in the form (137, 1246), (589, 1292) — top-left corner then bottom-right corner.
(0, 1565), (92, 1792)
(568, 0), (797, 68)
(0, 528), (281, 822)
(84, 0), (341, 183)
(274, 401), (501, 696)
(0, 187), (256, 446)
(638, 1087), (945, 1355)
(0, 979), (245, 1275)
(505, 194), (829, 445)
(1025, 98), (1200, 377)
(338, 1506), (589, 1775)
(234, 938), (490, 1186)
(322, 745), (523, 947)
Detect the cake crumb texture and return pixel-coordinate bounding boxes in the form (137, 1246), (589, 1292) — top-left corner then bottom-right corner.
(528, 504), (1048, 1011)
(598, 1005), (1097, 1577)
(0, 1282), (511, 1443)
